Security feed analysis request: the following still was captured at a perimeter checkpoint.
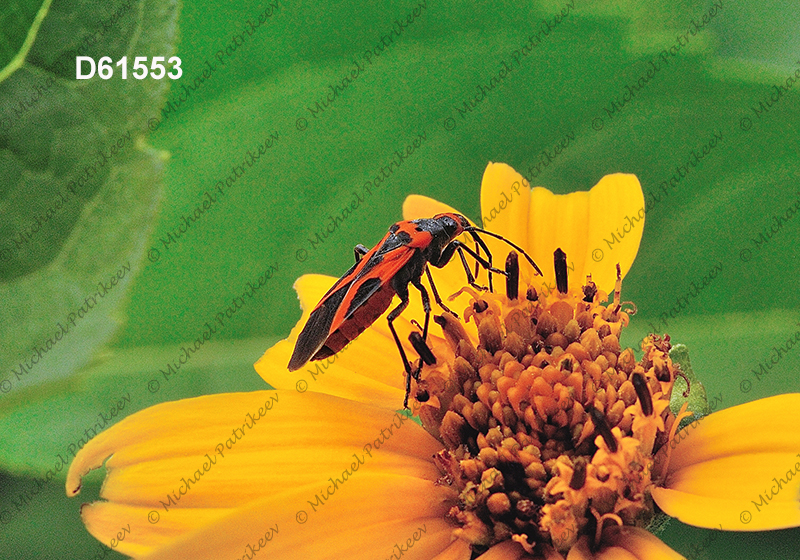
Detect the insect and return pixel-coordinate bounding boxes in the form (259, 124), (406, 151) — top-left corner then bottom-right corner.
(287, 212), (542, 406)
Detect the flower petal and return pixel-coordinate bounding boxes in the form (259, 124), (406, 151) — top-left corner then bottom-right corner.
(138, 473), (455, 560)
(256, 338), (405, 409)
(431, 538), (473, 560)
(652, 393), (800, 531)
(67, 391), (446, 556)
(594, 548), (638, 560)
(601, 526), (686, 559)
(403, 194), (464, 222)
(478, 163), (644, 293)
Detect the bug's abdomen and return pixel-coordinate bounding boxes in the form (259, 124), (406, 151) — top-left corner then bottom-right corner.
(311, 284), (396, 360)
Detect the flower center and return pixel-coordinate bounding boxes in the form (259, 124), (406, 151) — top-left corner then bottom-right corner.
(412, 251), (688, 556)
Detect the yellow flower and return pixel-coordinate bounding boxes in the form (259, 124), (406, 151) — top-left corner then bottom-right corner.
(67, 163), (800, 559)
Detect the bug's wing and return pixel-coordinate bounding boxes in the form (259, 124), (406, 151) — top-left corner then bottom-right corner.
(287, 280), (353, 371)
(287, 233), (393, 371)
(331, 244), (417, 327)
(288, 229), (418, 371)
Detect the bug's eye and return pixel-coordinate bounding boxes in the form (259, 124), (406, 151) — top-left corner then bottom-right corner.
(442, 216), (458, 237)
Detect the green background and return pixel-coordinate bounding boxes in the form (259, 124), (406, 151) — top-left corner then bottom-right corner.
(1, 0), (799, 558)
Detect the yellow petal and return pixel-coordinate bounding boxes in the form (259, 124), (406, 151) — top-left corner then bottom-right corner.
(478, 163), (644, 293)
(566, 536), (593, 560)
(80, 502), (233, 558)
(138, 473), (456, 560)
(67, 391), (445, 556)
(403, 194), (464, 222)
(652, 393), (800, 531)
(432, 539), (473, 560)
(479, 162), (532, 270)
(256, 338), (405, 408)
(601, 526), (686, 559)
(594, 548), (638, 560)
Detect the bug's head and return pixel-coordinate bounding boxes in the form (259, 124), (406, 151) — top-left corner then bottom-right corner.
(435, 213), (470, 240)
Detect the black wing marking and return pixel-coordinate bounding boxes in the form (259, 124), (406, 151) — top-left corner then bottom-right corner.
(343, 277), (382, 320)
(288, 282), (351, 371)
(341, 235), (415, 321)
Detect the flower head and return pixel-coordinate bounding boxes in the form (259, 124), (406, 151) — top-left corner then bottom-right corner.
(67, 163), (800, 560)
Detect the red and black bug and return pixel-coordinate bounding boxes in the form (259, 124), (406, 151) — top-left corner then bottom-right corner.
(288, 212), (542, 406)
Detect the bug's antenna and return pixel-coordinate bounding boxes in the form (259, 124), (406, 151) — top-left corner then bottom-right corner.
(465, 226), (543, 276)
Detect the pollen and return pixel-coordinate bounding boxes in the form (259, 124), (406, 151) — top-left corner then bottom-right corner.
(414, 250), (687, 556)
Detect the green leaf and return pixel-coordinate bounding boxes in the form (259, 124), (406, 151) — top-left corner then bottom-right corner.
(0, 0), (43, 70)
(0, 0), (180, 398)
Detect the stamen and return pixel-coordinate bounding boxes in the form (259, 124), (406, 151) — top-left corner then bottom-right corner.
(526, 286), (538, 301)
(569, 457), (588, 490)
(591, 511), (623, 548)
(612, 264), (622, 313)
(582, 276), (598, 302)
(409, 331), (437, 366)
(511, 534), (535, 554)
(653, 402), (693, 481)
(554, 248), (568, 294)
(587, 406), (618, 453)
(505, 251), (519, 300)
(620, 301), (637, 315)
(675, 369), (691, 398)
(473, 300), (489, 313)
(631, 372), (653, 416)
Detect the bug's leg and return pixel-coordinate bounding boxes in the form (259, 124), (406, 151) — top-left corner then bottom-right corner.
(455, 246), (488, 291)
(411, 278), (432, 341)
(452, 240), (506, 277)
(424, 265), (459, 317)
(431, 241), (487, 291)
(468, 231), (496, 292)
(353, 244), (369, 263)
(473, 240), (481, 289)
(387, 285), (414, 408)
(408, 278), (437, 387)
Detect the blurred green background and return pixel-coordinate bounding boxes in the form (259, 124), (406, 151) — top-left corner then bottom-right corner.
(1, 0), (799, 558)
